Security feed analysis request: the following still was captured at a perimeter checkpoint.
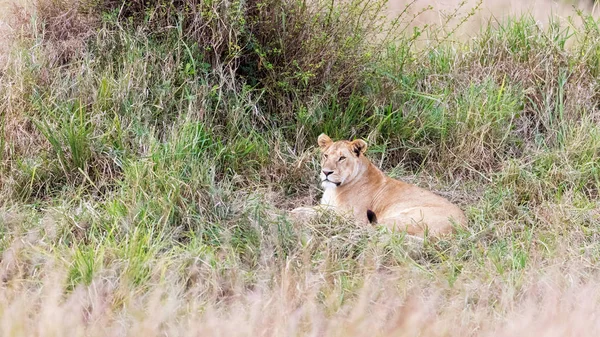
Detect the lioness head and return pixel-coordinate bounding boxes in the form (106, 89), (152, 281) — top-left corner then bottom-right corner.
(317, 133), (368, 188)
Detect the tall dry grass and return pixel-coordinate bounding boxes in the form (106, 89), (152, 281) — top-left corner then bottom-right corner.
(3, 0), (600, 336)
(2, 254), (600, 336)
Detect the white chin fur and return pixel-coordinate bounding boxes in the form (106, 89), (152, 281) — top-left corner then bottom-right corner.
(321, 181), (339, 189)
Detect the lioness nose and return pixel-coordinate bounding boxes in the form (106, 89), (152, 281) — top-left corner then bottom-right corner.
(323, 170), (334, 176)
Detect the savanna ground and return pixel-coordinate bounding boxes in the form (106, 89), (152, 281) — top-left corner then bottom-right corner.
(2, 0), (600, 335)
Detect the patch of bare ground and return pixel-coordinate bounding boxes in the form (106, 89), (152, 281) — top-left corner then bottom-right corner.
(388, 0), (598, 41)
(0, 0), (31, 67)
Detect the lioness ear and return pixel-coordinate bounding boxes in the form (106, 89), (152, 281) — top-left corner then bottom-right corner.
(351, 139), (367, 157)
(318, 133), (333, 149)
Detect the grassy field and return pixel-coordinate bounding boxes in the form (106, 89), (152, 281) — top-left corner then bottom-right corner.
(2, 0), (600, 335)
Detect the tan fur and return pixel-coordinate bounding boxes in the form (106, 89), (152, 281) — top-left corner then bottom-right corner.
(292, 134), (467, 237)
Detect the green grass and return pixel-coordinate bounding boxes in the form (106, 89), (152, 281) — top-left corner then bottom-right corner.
(2, 0), (600, 335)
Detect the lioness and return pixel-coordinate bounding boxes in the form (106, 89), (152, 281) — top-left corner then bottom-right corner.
(292, 134), (467, 237)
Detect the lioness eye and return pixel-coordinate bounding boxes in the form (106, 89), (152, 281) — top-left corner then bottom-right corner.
(339, 156), (346, 161)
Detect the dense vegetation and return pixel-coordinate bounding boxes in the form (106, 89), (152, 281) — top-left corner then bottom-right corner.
(2, 0), (600, 335)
